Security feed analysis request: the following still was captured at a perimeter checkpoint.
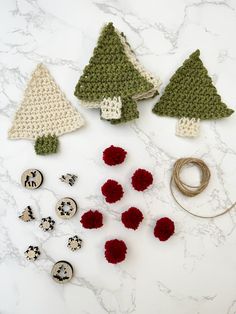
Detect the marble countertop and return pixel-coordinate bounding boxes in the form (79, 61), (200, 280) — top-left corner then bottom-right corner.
(1, 0), (236, 313)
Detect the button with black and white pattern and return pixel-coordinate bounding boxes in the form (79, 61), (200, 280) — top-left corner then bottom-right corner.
(25, 246), (40, 261)
(51, 261), (73, 284)
(39, 217), (55, 231)
(67, 235), (82, 251)
(55, 197), (77, 219)
(19, 206), (35, 222)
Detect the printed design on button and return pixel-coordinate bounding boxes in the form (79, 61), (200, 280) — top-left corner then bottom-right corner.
(60, 174), (77, 186)
(39, 216), (55, 231)
(19, 206), (35, 222)
(67, 235), (82, 251)
(56, 197), (77, 219)
(51, 261), (73, 284)
(21, 169), (43, 190)
(25, 245), (40, 261)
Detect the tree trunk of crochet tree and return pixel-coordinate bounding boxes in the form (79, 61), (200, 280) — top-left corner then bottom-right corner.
(8, 64), (84, 155)
(152, 50), (234, 137)
(74, 22), (161, 124)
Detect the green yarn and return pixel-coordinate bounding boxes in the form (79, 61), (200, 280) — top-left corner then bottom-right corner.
(108, 97), (139, 124)
(34, 134), (59, 155)
(74, 22), (156, 124)
(74, 23), (153, 101)
(152, 49), (234, 120)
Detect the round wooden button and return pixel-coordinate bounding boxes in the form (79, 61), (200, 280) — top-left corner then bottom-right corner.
(55, 197), (77, 219)
(51, 261), (73, 284)
(21, 169), (43, 190)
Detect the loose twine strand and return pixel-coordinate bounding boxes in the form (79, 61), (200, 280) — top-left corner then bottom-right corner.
(170, 157), (236, 219)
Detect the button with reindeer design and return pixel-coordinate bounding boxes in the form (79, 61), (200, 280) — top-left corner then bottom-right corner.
(51, 261), (73, 284)
(21, 169), (43, 190)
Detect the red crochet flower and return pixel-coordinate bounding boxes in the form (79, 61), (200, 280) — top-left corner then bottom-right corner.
(154, 217), (175, 241)
(103, 145), (127, 166)
(80, 210), (103, 229)
(104, 239), (127, 264)
(131, 168), (153, 191)
(121, 207), (143, 230)
(101, 179), (124, 203)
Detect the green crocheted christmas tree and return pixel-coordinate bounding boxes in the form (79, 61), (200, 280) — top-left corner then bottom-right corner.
(74, 22), (161, 124)
(152, 50), (234, 137)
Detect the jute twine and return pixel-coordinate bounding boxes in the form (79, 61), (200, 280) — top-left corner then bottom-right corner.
(170, 157), (236, 218)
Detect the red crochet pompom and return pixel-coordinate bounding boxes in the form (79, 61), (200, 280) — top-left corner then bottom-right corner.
(80, 210), (103, 229)
(104, 239), (127, 264)
(131, 168), (153, 191)
(101, 179), (124, 203)
(103, 145), (127, 166)
(154, 217), (175, 241)
(121, 207), (143, 230)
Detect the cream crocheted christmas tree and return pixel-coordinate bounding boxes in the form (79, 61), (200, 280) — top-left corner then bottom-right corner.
(9, 64), (85, 155)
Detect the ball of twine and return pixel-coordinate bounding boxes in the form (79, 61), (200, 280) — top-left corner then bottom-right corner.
(170, 157), (235, 218)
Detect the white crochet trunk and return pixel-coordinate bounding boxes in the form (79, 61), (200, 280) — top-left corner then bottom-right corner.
(100, 97), (122, 120)
(176, 117), (200, 137)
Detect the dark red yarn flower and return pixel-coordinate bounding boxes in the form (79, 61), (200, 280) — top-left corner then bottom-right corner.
(101, 179), (124, 203)
(131, 168), (153, 191)
(103, 145), (127, 166)
(104, 239), (127, 264)
(121, 207), (143, 230)
(80, 210), (103, 229)
(154, 217), (175, 241)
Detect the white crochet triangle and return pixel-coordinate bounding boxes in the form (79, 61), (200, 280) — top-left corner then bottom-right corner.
(9, 64), (84, 140)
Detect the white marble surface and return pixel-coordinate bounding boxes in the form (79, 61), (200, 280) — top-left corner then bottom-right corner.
(0, 0), (236, 313)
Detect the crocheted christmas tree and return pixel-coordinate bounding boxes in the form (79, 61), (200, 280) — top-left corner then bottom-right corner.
(8, 64), (84, 155)
(152, 50), (234, 137)
(74, 22), (161, 124)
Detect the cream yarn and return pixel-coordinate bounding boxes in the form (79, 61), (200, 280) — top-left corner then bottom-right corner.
(9, 63), (84, 140)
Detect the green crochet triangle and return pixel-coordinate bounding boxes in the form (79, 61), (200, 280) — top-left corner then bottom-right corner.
(152, 49), (234, 120)
(74, 22), (156, 124)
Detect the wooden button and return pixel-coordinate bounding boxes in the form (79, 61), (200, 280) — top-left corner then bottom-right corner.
(67, 235), (82, 251)
(55, 197), (77, 219)
(60, 174), (78, 186)
(25, 246), (40, 261)
(39, 217), (55, 231)
(19, 206), (35, 222)
(21, 169), (43, 190)
(51, 261), (73, 284)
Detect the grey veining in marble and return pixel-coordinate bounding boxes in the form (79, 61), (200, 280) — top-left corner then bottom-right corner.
(0, 0), (236, 313)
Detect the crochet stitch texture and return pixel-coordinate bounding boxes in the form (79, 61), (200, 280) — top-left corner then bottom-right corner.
(152, 50), (234, 136)
(74, 22), (161, 124)
(34, 134), (59, 155)
(8, 64), (84, 154)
